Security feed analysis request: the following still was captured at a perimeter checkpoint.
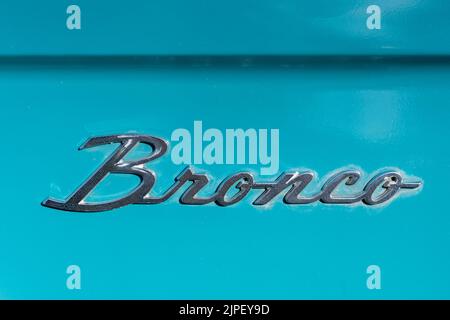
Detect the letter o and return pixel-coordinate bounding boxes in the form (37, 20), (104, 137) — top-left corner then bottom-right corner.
(363, 172), (402, 205)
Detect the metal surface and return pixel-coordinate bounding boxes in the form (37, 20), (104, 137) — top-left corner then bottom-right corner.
(0, 0), (449, 299)
(42, 134), (422, 211)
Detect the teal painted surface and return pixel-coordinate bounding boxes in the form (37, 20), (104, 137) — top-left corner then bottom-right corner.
(0, 0), (449, 55)
(0, 57), (449, 299)
(0, 0), (449, 300)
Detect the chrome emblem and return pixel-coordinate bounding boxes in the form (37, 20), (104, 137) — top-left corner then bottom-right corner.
(42, 134), (422, 212)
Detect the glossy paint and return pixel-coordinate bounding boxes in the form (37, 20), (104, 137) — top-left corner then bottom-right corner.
(0, 1), (449, 299)
(0, 0), (449, 55)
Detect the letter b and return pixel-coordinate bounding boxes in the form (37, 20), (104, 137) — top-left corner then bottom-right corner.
(42, 134), (168, 212)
